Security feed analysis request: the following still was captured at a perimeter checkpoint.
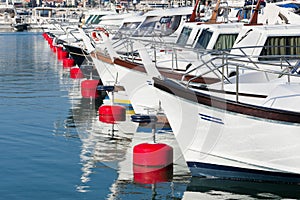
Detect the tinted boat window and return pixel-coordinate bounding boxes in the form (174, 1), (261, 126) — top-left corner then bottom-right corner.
(38, 10), (51, 17)
(194, 29), (213, 49)
(133, 16), (159, 36)
(176, 27), (192, 46)
(213, 34), (238, 51)
(133, 15), (182, 37)
(260, 36), (300, 60)
(113, 22), (142, 39)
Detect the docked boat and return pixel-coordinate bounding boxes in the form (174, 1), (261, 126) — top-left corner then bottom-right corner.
(92, 2), (300, 181)
(75, 0), (300, 116)
(75, 6), (198, 115)
(106, 20), (243, 115)
(151, 50), (300, 183)
(0, 3), (27, 31)
(62, 0), (236, 71)
(29, 7), (83, 29)
(79, 0), (240, 114)
(61, 11), (145, 67)
(86, 0), (250, 114)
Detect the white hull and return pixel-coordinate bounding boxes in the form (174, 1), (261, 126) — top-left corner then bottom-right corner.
(114, 63), (160, 115)
(91, 54), (134, 110)
(91, 54), (116, 84)
(155, 81), (300, 182)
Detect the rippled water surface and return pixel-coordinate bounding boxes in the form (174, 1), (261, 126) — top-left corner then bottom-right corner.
(0, 32), (189, 200)
(1, 32), (300, 200)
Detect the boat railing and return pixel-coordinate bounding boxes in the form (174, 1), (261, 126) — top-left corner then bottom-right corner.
(182, 50), (231, 83)
(223, 59), (299, 102)
(65, 27), (83, 43)
(180, 44), (300, 79)
(183, 46), (300, 102)
(110, 33), (175, 63)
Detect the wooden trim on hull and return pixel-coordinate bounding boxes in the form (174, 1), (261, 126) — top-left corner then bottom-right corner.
(189, 84), (268, 99)
(113, 58), (220, 84)
(91, 51), (114, 64)
(153, 77), (300, 124)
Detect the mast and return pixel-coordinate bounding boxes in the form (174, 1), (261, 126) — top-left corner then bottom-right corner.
(206, 0), (221, 24)
(189, 0), (201, 22)
(245, 0), (263, 26)
(190, 0), (221, 23)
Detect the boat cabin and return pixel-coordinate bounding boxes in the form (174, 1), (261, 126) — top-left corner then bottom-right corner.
(0, 4), (17, 23)
(112, 15), (146, 39)
(175, 22), (243, 51)
(230, 24), (300, 62)
(131, 6), (193, 39)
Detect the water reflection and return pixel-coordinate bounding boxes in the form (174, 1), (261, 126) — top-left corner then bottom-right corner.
(67, 86), (300, 198)
(67, 81), (134, 192)
(183, 177), (300, 199)
(62, 72), (191, 197)
(56, 41), (300, 200)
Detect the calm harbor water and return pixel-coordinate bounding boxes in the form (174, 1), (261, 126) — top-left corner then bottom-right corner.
(1, 32), (300, 200)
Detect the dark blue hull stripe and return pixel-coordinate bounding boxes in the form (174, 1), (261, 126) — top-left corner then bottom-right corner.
(199, 113), (224, 124)
(187, 162), (300, 183)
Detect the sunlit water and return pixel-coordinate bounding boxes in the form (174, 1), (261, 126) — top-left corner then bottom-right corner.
(0, 32), (300, 200)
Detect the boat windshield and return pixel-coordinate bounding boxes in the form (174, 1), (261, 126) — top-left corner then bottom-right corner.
(133, 15), (181, 37)
(194, 28), (213, 49)
(176, 26), (192, 46)
(0, 8), (15, 17)
(113, 21), (142, 39)
(34, 9), (54, 17)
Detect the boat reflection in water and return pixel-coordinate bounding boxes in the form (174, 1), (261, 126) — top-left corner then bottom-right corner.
(65, 73), (191, 197)
(106, 121), (191, 199)
(56, 67), (300, 199)
(68, 84), (133, 191)
(62, 74), (300, 199)
(183, 177), (300, 199)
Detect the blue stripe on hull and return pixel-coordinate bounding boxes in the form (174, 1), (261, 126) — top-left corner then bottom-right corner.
(187, 162), (300, 184)
(136, 126), (172, 133)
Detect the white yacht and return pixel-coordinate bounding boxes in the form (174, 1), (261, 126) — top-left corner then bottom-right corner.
(0, 3), (20, 30)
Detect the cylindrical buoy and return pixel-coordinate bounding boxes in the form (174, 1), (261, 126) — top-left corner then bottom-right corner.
(133, 164), (173, 184)
(98, 105), (126, 124)
(81, 79), (99, 98)
(63, 58), (75, 68)
(133, 143), (173, 167)
(70, 67), (84, 79)
(56, 46), (63, 53)
(57, 50), (68, 60)
(47, 38), (53, 46)
(44, 35), (49, 41)
(42, 32), (48, 40)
